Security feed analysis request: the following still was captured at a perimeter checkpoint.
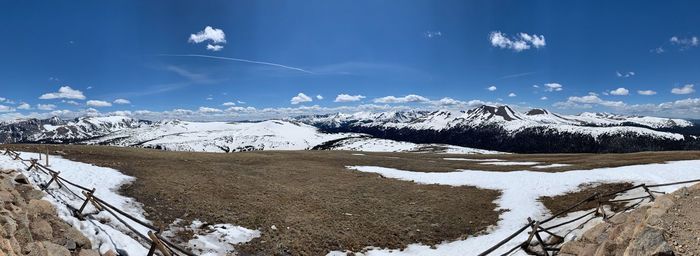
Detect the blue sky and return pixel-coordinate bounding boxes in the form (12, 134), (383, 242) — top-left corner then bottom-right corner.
(1, 0), (700, 120)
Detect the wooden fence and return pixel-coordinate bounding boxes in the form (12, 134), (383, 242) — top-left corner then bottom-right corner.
(478, 176), (700, 255)
(2, 149), (195, 256)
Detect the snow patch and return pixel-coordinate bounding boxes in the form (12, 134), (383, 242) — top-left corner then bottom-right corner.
(533, 163), (572, 169)
(479, 161), (539, 166)
(443, 158), (504, 162)
(335, 161), (700, 255)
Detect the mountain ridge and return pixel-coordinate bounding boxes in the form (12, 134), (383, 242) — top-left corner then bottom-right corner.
(0, 104), (698, 153)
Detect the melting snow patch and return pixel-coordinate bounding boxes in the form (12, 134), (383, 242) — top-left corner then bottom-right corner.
(334, 161), (700, 255)
(352, 153), (366, 156)
(163, 219), (261, 256)
(443, 158), (504, 162)
(479, 161), (539, 165)
(533, 163), (572, 169)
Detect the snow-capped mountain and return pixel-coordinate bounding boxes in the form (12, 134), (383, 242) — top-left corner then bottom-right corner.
(0, 116), (495, 154)
(297, 105), (699, 153)
(0, 116), (146, 144)
(87, 120), (360, 152)
(0, 105), (697, 153)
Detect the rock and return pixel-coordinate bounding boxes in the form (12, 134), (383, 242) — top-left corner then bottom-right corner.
(41, 241), (71, 256)
(63, 240), (76, 251)
(582, 223), (610, 243)
(0, 216), (17, 236)
(0, 191), (14, 203)
(29, 220), (53, 240)
(22, 190), (44, 201)
(23, 242), (46, 256)
(559, 240), (587, 255)
(103, 249), (118, 256)
(77, 250), (100, 256)
(61, 228), (91, 249)
(624, 225), (674, 256)
(0, 238), (16, 256)
(12, 175), (28, 185)
(27, 200), (55, 218)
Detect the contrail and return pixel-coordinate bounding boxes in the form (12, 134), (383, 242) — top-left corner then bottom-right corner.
(158, 54), (314, 74)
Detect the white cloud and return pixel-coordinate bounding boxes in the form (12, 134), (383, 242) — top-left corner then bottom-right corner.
(672, 84), (695, 95)
(424, 31), (442, 38)
(334, 94), (366, 102)
(609, 87), (630, 96)
(222, 102), (236, 106)
(198, 107), (223, 113)
(544, 83), (563, 92)
(508, 93), (517, 97)
(670, 36), (699, 48)
(39, 86), (86, 100)
(37, 104), (56, 111)
(316, 95), (324, 100)
(540, 96), (548, 100)
(189, 26), (226, 51)
(189, 26), (226, 44)
(554, 94), (626, 109)
(17, 103), (31, 110)
(86, 100), (112, 107)
(373, 94), (429, 104)
(434, 97), (460, 106)
(0, 105), (14, 112)
(113, 99), (131, 104)
(616, 71), (635, 78)
(637, 90), (657, 96)
(290, 93), (313, 104)
(225, 106), (256, 112)
(206, 44), (224, 51)
(487, 86), (497, 91)
(62, 100), (80, 105)
(651, 47), (665, 54)
(489, 31), (546, 52)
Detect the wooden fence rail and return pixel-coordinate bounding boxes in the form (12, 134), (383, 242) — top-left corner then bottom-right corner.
(2, 149), (196, 256)
(477, 169), (699, 255)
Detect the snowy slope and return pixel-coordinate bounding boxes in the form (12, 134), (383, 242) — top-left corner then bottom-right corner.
(0, 116), (144, 143)
(320, 137), (501, 154)
(299, 105), (691, 141)
(87, 120), (362, 152)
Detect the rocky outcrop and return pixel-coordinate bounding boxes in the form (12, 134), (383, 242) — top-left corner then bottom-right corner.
(559, 183), (700, 256)
(0, 169), (101, 256)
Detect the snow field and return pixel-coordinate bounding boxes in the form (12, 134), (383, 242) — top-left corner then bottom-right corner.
(330, 161), (700, 255)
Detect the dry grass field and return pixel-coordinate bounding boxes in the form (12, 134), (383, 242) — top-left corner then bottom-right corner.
(5, 144), (700, 255)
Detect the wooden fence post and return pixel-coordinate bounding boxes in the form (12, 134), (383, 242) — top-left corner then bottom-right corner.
(642, 184), (655, 201)
(41, 171), (61, 190)
(75, 188), (97, 219)
(147, 231), (172, 256)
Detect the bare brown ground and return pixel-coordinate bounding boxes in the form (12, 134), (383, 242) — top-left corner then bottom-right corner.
(5, 145), (502, 255)
(538, 182), (635, 215)
(5, 144), (700, 255)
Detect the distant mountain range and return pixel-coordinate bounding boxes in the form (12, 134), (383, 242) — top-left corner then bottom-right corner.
(296, 105), (700, 153)
(1, 105), (698, 153)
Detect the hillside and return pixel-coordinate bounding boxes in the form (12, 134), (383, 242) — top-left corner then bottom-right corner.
(298, 105), (700, 153)
(0, 104), (698, 153)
